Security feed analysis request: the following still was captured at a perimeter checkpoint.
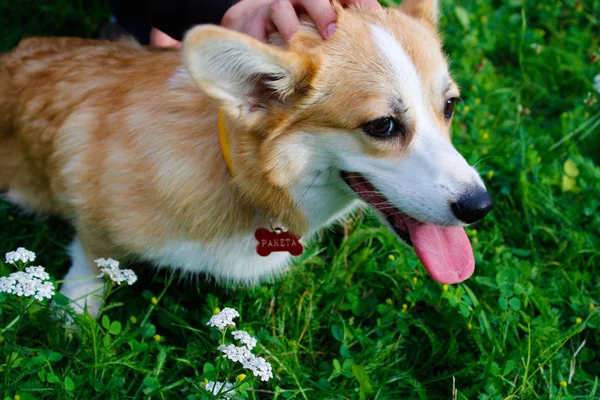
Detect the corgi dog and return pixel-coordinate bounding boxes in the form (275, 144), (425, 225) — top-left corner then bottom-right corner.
(0, 0), (492, 315)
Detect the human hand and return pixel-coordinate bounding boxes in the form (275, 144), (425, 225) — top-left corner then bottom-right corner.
(221, 0), (382, 42)
(150, 27), (182, 48)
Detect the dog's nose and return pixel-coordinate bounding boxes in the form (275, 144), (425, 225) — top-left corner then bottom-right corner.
(451, 189), (493, 224)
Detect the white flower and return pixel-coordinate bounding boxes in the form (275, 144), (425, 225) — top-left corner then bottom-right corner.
(218, 344), (273, 382)
(594, 75), (600, 94)
(207, 307), (240, 329)
(218, 344), (253, 363)
(5, 248), (36, 265)
(205, 380), (235, 399)
(95, 258), (137, 285)
(231, 330), (257, 350)
(243, 355), (273, 382)
(0, 266), (54, 300)
(25, 266), (50, 281)
(34, 281), (55, 301)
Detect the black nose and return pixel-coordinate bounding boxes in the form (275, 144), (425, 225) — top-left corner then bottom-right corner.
(451, 190), (493, 224)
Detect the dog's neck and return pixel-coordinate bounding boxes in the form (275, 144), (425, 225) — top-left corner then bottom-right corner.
(217, 110), (309, 235)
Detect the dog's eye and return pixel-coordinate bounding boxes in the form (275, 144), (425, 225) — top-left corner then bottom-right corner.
(363, 117), (400, 139)
(444, 97), (460, 120)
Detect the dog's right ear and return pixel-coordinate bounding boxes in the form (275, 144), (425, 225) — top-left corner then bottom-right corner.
(183, 26), (316, 115)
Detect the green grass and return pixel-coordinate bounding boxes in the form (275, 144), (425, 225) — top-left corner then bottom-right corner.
(1, 0), (599, 398)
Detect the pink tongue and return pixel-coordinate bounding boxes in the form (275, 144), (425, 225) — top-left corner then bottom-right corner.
(407, 222), (474, 284)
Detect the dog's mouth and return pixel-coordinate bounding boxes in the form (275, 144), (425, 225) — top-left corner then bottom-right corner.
(341, 172), (475, 284)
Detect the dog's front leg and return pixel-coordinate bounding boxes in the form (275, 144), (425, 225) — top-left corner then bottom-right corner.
(59, 231), (109, 318)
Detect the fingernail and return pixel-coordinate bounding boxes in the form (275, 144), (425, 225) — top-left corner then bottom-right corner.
(326, 23), (337, 38)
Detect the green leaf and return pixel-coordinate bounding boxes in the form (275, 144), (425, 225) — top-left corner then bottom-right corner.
(333, 359), (341, 372)
(454, 7), (470, 30)
(498, 297), (507, 310)
(462, 284), (480, 308)
(331, 324), (344, 342)
(47, 373), (61, 383)
(102, 315), (110, 330)
(108, 376), (126, 389)
(496, 269), (517, 286)
(489, 362), (500, 376)
(143, 376), (159, 389)
(351, 299), (368, 316)
(94, 380), (105, 392)
(128, 340), (148, 353)
(351, 363), (374, 399)
(340, 344), (350, 358)
(513, 283), (525, 295)
(510, 248), (531, 258)
(47, 352), (63, 362)
(64, 376), (75, 391)
(108, 321), (122, 335)
(143, 377), (160, 394)
(53, 292), (70, 306)
(508, 297), (521, 311)
(342, 358), (353, 372)
(503, 359), (516, 376)
(459, 303), (470, 318)
(28, 355), (47, 367)
(140, 323), (156, 339)
(203, 362), (216, 380)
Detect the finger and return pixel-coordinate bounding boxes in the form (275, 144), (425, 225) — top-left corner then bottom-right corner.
(269, 0), (301, 41)
(150, 28), (182, 48)
(341, 0), (382, 10)
(242, 7), (273, 42)
(246, 20), (269, 42)
(295, 0), (337, 38)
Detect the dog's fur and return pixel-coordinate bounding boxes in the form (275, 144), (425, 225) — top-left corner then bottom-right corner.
(0, 0), (486, 314)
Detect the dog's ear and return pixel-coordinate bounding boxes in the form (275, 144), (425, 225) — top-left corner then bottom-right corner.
(398, 0), (439, 26)
(183, 26), (316, 114)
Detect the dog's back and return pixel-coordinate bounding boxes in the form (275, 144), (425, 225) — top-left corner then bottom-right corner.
(0, 43), (18, 198)
(0, 37), (118, 214)
(0, 37), (181, 216)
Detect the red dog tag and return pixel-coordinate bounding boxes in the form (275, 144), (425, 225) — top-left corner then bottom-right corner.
(255, 227), (303, 257)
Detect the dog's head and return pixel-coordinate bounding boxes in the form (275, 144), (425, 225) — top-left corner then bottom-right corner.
(182, 0), (493, 284)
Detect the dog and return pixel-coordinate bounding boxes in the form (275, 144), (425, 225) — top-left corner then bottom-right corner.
(0, 0), (492, 315)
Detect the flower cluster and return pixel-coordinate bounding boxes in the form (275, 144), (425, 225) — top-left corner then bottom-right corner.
(204, 380), (235, 399)
(5, 247), (36, 265)
(594, 75), (600, 95)
(207, 308), (273, 383)
(231, 330), (257, 350)
(207, 307), (240, 329)
(0, 265), (55, 301)
(95, 258), (137, 285)
(218, 344), (273, 382)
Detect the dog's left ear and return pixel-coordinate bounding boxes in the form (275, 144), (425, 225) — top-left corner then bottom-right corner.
(398, 0), (439, 26)
(183, 26), (316, 115)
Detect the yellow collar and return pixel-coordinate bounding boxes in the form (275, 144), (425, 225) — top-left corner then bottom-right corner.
(218, 109), (235, 176)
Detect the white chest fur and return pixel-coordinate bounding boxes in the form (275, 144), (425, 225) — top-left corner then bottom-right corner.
(145, 199), (363, 284)
(145, 164), (363, 284)
(146, 231), (294, 284)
